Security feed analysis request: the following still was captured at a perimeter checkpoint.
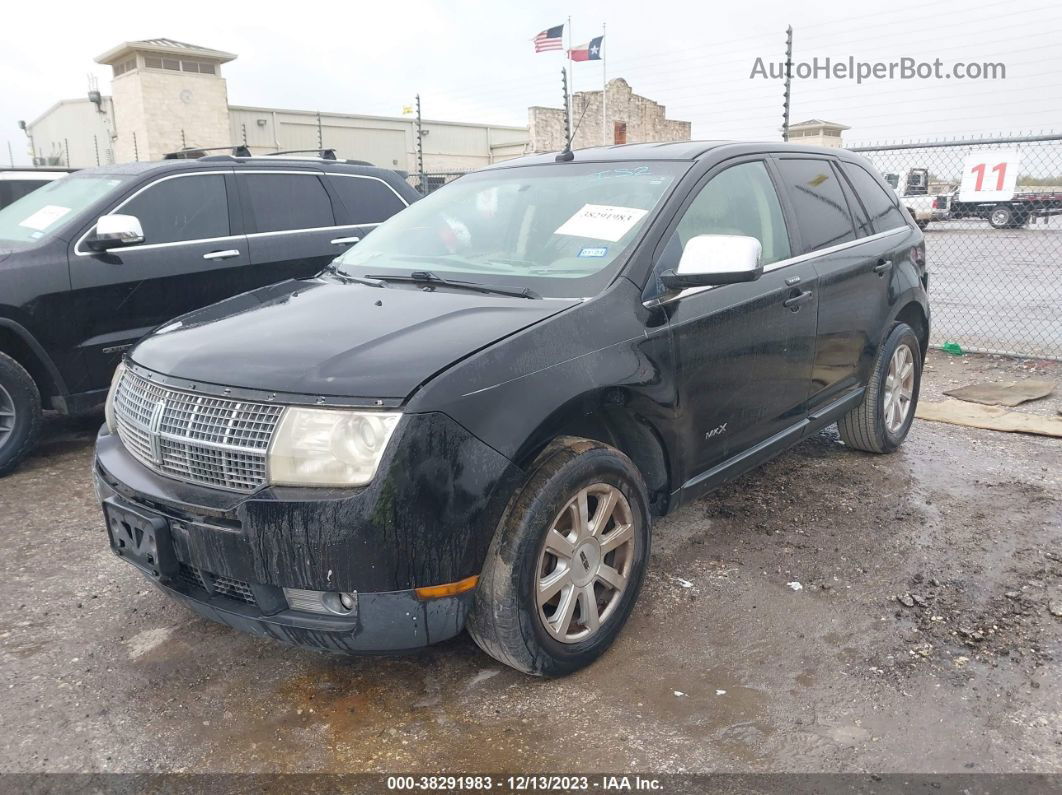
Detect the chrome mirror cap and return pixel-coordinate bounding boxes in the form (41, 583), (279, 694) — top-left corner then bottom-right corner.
(661, 234), (763, 290)
(87, 214), (144, 251)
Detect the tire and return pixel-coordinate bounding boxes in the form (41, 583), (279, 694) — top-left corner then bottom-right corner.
(0, 352), (43, 476)
(837, 323), (921, 454)
(988, 205), (1013, 229)
(467, 437), (651, 676)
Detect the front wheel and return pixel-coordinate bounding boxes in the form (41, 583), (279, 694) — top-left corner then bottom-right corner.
(0, 353), (43, 476)
(837, 323), (921, 454)
(467, 437), (651, 676)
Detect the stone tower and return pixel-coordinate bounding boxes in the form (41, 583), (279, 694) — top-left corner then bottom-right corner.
(95, 38), (237, 162)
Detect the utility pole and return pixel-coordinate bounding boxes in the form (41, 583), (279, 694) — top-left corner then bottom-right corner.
(316, 111), (323, 150)
(782, 25), (793, 142)
(93, 135), (100, 166)
(241, 122), (248, 146)
(415, 94), (426, 193)
(64, 138), (70, 167)
(7, 141), (13, 167)
(561, 68), (572, 148)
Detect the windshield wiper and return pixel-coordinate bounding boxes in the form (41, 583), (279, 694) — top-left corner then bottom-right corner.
(367, 271), (540, 300)
(322, 262), (389, 288)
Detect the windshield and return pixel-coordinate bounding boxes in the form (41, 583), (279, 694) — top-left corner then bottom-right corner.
(335, 161), (688, 298)
(0, 174), (129, 246)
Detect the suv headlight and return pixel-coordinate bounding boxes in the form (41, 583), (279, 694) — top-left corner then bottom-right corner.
(267, 408), (400, 487)
(104, 362), (126, 434)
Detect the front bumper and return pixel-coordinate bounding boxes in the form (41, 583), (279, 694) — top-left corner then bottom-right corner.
(94, 411), (524, 653)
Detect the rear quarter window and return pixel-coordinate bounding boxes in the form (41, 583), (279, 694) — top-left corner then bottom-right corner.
(328, 175), (408, 225)
(839, 162), (909, 233)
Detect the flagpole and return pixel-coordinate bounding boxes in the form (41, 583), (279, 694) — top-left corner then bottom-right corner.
(566, 15), (574, 141)
(601, 22), (607, 145)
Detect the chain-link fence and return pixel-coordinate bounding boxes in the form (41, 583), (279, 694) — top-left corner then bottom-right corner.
(406, 170), (473, 195)
(851, 134), (1062, 360)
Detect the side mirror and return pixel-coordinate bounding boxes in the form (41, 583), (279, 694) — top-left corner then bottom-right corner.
(86, 214), (144, 251)
(660, 234), (763, 290)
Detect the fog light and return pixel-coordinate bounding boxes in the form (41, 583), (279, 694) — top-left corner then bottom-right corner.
(283, 587), (358, 616)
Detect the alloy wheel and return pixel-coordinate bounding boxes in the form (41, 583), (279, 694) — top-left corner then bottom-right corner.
(536, 484), (636, 644)
(0, 382), (16, 450)
(883, 343), (915, 434)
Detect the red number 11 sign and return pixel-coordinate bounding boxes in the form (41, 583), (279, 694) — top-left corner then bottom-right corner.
(959, 150), (1020, 202)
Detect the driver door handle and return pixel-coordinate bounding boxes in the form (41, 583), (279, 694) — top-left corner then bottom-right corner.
(873, 258), (893, 275)
(331, 236), (361, 246)
(783, 289), (814, 310)
(203, 249), (240, 260)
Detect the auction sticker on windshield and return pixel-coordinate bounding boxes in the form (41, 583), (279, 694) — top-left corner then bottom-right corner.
(18, 204), (71, 232)
(555, 204), (649, 242)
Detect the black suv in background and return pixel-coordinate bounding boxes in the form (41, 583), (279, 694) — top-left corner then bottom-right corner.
(95, 141), (929, 676)
(0, 155), (418, 473)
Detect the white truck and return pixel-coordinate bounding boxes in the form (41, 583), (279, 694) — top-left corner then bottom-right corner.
(883, 168), (950, 230)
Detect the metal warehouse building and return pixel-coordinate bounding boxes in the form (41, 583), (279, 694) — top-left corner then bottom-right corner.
(24, 38), (530, 171)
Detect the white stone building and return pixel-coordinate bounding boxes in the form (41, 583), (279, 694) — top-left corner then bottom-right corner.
(529, 78), (691, 152)
(25, 38), (530, 171)
(786, 119), (850, 148)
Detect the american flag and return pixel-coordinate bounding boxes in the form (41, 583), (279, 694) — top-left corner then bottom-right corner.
(534, 25), (564, 52)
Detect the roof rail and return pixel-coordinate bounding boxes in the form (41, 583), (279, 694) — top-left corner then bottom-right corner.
(163, 145), (252, 160)
(265, 148), (338, 160)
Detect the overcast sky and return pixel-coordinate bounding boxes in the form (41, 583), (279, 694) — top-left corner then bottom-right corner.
(3, 0), (1061, 165)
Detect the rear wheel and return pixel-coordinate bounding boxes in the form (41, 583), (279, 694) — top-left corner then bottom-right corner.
(0, 353), (42, 476)
(467, 437), (651, 676)
(837, 323), (921, 454)
(988, 205), (1025, 229)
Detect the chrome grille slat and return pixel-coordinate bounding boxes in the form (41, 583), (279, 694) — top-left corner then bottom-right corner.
(113, 369), (283, 492)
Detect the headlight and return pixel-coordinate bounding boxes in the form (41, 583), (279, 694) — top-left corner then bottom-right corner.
(103, 362), (126, 434)
(267, 408), (400, 487)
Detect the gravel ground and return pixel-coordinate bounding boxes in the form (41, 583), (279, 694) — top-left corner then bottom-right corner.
(0, 350), (1059, 774)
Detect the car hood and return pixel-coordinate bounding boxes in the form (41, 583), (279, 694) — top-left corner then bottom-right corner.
(131, 278), (578, 400)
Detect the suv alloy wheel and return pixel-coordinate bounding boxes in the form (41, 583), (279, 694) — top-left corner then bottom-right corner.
(468, 438), (651, 676)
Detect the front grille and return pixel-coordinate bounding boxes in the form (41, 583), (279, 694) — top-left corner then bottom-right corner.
(113, 368), (284, 492)
(177, 563), (256, 605)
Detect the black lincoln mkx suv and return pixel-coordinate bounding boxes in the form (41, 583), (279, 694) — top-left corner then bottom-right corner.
(95, 141), (929, 676)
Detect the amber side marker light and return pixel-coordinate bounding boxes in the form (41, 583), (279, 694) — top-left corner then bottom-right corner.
(415, 575), (480, 600)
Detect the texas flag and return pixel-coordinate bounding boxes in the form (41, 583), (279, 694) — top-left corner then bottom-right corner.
(569, 35), (604, 62)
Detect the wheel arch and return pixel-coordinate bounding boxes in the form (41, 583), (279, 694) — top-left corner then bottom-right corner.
(0, 318), (66, 404)
(511, 391), (674, 517)
(892, 301), (929, 363)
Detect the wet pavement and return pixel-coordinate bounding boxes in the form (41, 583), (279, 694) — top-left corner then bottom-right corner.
(925, 220), (1062, 358)
(0, 351), (1059, 774)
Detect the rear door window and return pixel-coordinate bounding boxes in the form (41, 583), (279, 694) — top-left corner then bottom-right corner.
(775, 158), (856, 252)
(833, 162), (873, 237)
(328, 175), (407, 225)
(242, 173), (335, 233)
(122, 174), (230, 245)
(839, 162), (909, 233)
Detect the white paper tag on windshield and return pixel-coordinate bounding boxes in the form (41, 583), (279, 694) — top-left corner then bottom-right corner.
(554, 204), (648, 242)
(18, 204), (71, 231)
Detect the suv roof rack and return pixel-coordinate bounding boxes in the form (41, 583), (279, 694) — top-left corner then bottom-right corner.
(163, 145), (252, 160)
(265, 148), (338, 160)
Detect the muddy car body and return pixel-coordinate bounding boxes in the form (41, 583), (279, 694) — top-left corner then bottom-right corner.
(95, 141), (930, 675)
